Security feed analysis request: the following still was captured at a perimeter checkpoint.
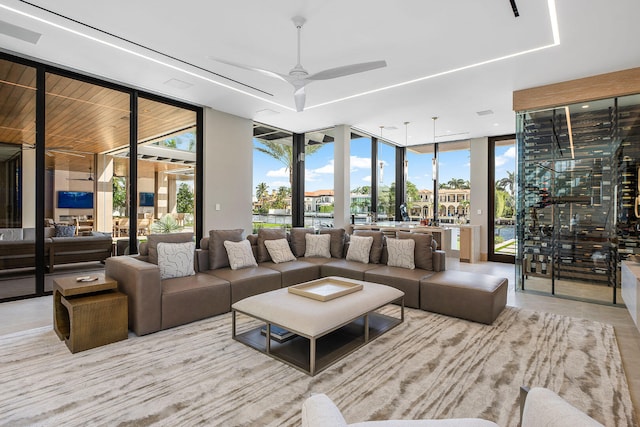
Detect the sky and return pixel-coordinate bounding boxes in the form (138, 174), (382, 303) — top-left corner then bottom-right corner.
(252, 139), (515, 196)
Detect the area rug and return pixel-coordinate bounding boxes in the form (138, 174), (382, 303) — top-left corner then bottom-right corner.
(0, 306), (635, 426)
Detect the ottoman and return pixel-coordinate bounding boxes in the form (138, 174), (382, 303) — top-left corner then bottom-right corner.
(420, 270), (507, 324)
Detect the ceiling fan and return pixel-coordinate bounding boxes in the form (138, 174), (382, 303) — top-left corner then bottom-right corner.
(68, 165), (94, 181)
(211, 16), (387, 112)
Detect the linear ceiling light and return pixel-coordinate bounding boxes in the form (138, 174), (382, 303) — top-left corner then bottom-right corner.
(307, 0), (560, 111)
(0, 3), (295, 112)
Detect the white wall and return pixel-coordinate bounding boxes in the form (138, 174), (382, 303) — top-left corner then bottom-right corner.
(203, 108), (253, 233)
(469, 137), (489, 260)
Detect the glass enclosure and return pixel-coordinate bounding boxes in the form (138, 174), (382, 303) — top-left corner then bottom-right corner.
(516, 95), (640, 304)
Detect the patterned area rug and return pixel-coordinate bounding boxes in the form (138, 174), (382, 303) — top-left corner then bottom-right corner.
(0, 306), (635, 426)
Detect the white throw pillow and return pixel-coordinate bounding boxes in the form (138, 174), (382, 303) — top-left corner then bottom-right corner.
(346, 235), (374, 264)
(157, 241), (196, 279)
(304, 233), (331, 258)
(264, 238), (296, 263)
(386, 237), (416, 269)
(224, 239), (258, 270)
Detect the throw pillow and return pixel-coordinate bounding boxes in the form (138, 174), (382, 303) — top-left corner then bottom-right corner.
(346, 235), (374, 264)
(320, 228), (345, 258)
(208, 229), (244, 269)
(264, 238), (296, 264)
(157, 241), (196, 279)
(224, 239), (258, 270)
(290, 227), (315, 257)
(353, 230), (384, 263)
(386, 237), (416, 269)
(257, 228), (286, 262)
(147, 232), (194, 265)
(304, 233), (331, 258)
(54, 225), (76, 237)
(397, 231), (434, 270)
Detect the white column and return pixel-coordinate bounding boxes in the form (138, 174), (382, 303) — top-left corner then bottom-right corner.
(333, 125), (351, 229)
(469, 137), (489, 260)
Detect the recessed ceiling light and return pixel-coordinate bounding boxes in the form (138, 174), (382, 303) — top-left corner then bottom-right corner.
(493, 123), (499, 126)
(582, 105), (589, 109)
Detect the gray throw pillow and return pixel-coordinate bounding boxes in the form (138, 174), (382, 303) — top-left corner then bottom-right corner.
(397, 231), (433, 271)
(257, 228), (286, 262)
(319, 228), (345, 258)
(353, 230), (384, 263)
(54, 225), (76, 237)
(208, 229), (244, 270)
(290, 227), (315, 257)
(147, 232), (194, 265)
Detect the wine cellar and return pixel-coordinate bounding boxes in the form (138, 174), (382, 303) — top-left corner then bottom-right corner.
(516, 94), (640, 304)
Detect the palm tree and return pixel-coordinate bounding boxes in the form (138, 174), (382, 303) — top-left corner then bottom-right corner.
(256, 182), (269, 202)
(254, 141), (322, 186)
(497, 171), (515, 195)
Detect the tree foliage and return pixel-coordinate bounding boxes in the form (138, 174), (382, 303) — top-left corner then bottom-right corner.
(176, 183), (194, 214)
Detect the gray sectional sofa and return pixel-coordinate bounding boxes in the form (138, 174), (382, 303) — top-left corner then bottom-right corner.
(105, 227), (506, 336)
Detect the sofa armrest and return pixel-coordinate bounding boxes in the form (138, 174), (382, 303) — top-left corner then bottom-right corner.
(105, 256), (162, 336)
(521, 387), (604, 427)
(433, 250), (446, 272)
(195, 248), (209, 272)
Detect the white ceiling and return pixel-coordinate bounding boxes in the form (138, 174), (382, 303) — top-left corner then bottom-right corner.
(1, 0), (639, 146)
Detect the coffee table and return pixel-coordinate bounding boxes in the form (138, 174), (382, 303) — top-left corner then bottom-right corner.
(231, 277), (404, 375)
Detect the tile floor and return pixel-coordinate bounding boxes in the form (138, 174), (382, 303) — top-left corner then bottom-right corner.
(1, 258), (639, 416)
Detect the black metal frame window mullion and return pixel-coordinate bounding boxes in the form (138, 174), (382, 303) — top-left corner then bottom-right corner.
(35, 65), (46, 295)
(371, 137), (378, 221)
(128, 91), (139, 252)
(292, 133), (305, 227)
(395, 145), (406, 221)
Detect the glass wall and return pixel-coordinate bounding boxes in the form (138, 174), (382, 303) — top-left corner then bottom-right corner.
(0, 59), (37, 299)
(0, 52), (202, 302)
(406, 145), (435, 221)
(350, 134), (373, 223)
(252, 123), (293, 232)
(516, 95), (640, 304)
(377, 141), (396, 221)
(490, 137), (517, 261)
(304, 129), (334, 229)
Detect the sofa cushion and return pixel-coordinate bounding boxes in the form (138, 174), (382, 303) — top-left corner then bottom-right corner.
(157, 241), (196, 279)
(346, 235), (374, 264)
(224, 239), (258, 270)
(398, 231), (433, 271)
(290, 227), (315, 257)
(55, 224), (76, 237)
(353, 230), (384, 263)
(147, 232), (194, 265)
(320, 228), (345, 258)
(264, 238), (296, 264)
(257, 228), (286, 262)
(386, 237), (415, 269)
(208, 229), (244, 269)
(305, 234), (331, 258)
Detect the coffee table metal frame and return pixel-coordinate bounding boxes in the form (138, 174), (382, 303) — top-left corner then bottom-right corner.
(232, 295), (404, 376)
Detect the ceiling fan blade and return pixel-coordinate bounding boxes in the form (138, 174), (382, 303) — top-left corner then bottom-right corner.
(294, 86), (306, 112)
(307, 60), (387, 81)
(209, 56), (289, 82)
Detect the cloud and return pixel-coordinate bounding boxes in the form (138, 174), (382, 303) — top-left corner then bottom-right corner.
(313, 160), (335, 174)
(495, 146), (516, 167)
(269, 180), (290, 188)
(362, 175), (371, 183)
(350, 156), (371, 171)
(266, 167), (288, 178)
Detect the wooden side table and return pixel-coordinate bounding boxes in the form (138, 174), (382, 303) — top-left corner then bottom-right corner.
(53, 275), (128, 353)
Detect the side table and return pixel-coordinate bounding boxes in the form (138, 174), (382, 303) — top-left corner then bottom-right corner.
(53, 275), (128, 353)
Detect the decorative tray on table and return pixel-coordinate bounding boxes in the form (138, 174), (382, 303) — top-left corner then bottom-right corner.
(288, 277), (363, 301)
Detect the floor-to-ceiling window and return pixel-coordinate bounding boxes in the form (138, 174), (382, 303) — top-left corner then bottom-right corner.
(304, 129), (334, 229)
(406, 145), (435, 221)
(0, 58), (37, 300)
(252, 123), (293, 232)
(437, 140), (471, 250)
(350, 133), (373, 223)
(489, 136), (516, 262)
(0, 52), (202, 302)
(377, 141), (396, 221)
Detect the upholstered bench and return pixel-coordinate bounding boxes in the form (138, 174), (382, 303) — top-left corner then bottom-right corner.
(419, 270), (507, 324)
